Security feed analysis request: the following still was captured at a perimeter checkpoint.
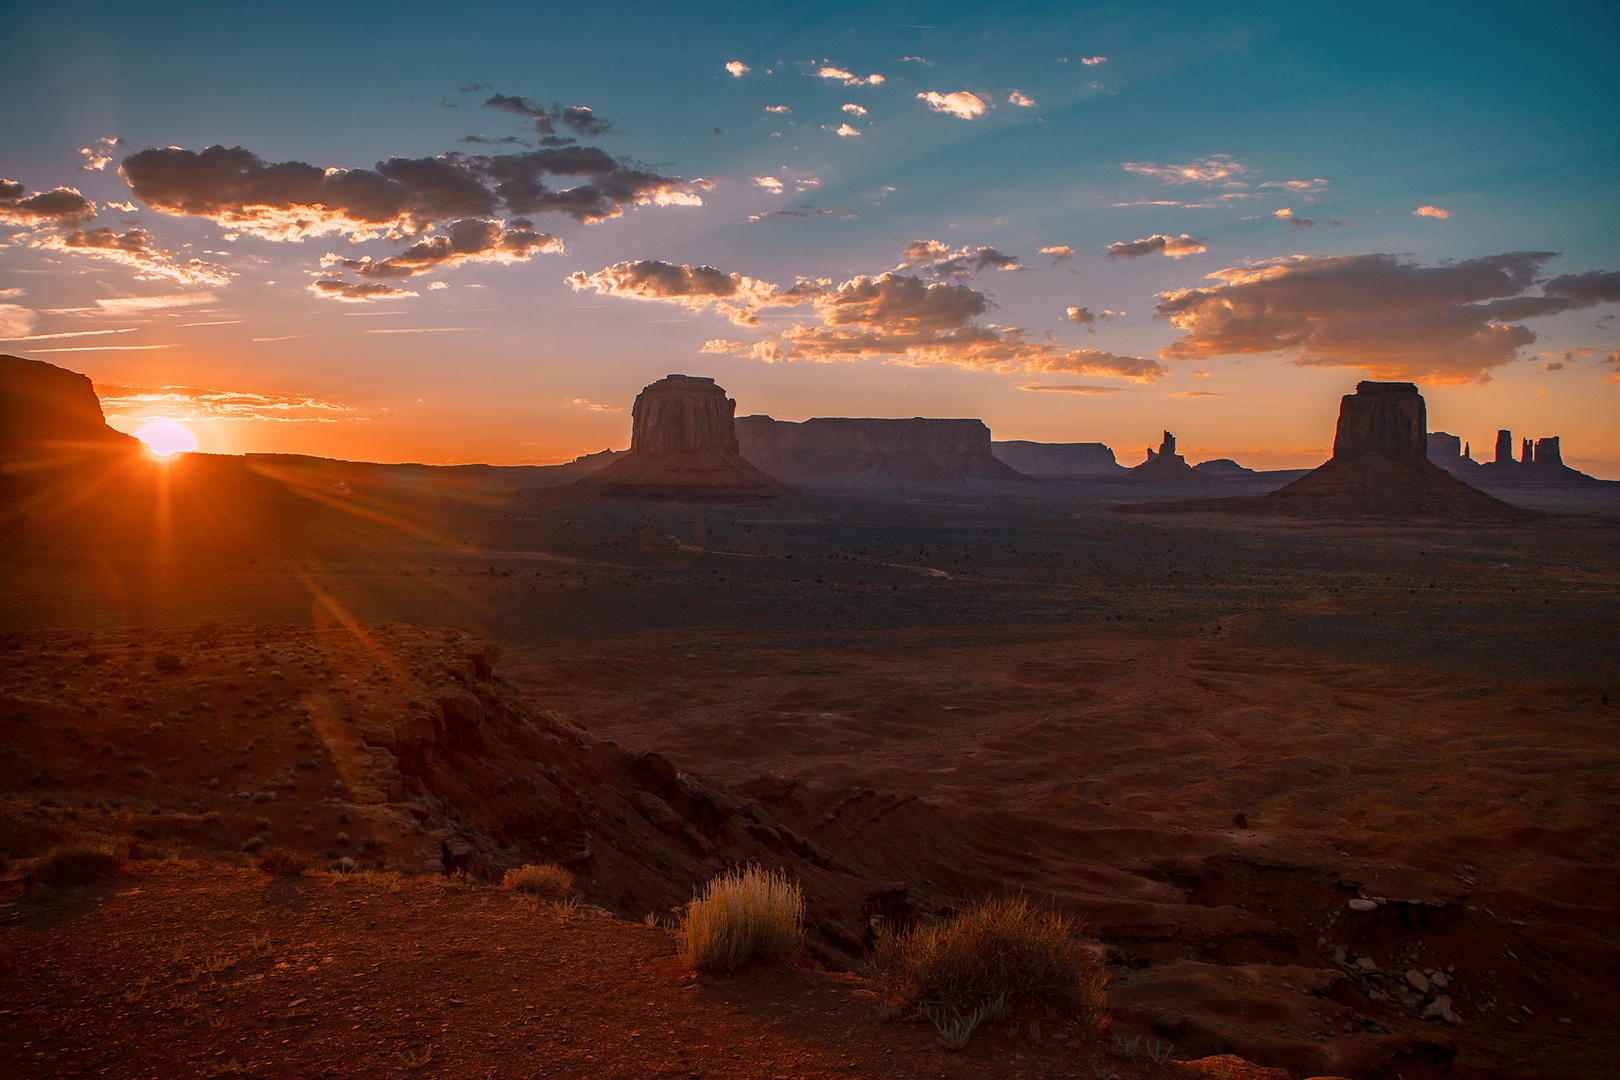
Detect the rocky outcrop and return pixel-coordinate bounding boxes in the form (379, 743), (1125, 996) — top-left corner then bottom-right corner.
(1128, 430), (1206, 483)
(1192, 458), (1256, 478)
(1, 354), (138, 451)
(991, 440), (1124, 475)
(1437, 427), (1601, 487)
(736, 415), (1025, 483)
(578, 375), (789, 497)
(1333, 381), (1427, 466)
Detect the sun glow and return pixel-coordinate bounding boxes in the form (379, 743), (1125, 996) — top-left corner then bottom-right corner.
(136, 421), (197, 457)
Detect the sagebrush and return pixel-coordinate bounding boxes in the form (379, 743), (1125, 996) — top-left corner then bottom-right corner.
(867, 895), (1107, 1043)
(678, 864), (803, 971)
(501, 862), (573, 897)
(36, 845), (121, 886)
(255, 848), (315, 878)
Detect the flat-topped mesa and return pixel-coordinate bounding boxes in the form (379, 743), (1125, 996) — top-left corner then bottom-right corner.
(991, 440), (1123, 476)
(578, 374), (788, 497)
(1332, 381), (1426, 467)
(1, 354), (139, 452)
(736, 415), (1024, 482)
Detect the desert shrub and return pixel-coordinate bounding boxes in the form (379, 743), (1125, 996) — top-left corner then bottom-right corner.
(255, 847), (315, 878)
(867, 895), (1107, 1045)
(501, 862), (573, 897)
(678, 864), (803, 972)
(36, 845), (121, 886)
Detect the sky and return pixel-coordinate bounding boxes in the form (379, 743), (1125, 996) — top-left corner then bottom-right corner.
(2, 0), (1617, 475)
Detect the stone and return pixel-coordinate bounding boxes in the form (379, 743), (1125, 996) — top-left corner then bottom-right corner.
(1405, 970), (1431, 994)
(1356, 956), (1378, 971)
(813, 917), (865, 956)
(435, 688), (484, 741)
(578, 375), (789, 497)
(632, 751), (680, 789)
(630, 790), (687, 834)
(1348, 898), (1379, 912)
(1422, 995), (1460, 1024)
(990, 439), (1124, 476)
(737, 414), (1025, 482)
(0, 354), (140, 451)
(461, 641), (500, 678)
(746, 822), (791, 853)
(1430, 971), (1449, 989)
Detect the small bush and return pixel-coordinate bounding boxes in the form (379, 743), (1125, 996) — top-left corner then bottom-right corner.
(255, 848), (315, 878)
(867, 895), (1107, 1044)
(501, 862), (573, 897)
(36, 845), (121, 886)
(678, 864), (803, 972)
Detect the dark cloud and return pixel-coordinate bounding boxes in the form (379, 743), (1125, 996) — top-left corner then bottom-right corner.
(460, 134), (523, 145)
(1067, 306), (1095, 325)
(746, 206), (854, 223)
(896, 239), (1021, 277)
(1273, 208), (1315, 228)
(120, 144), (703, 239)
(323, 218), (562, 279)
(483, 94), (613, 139)
(0, 182), (97, 227)
(566, 259), (827, 326)
(1106, 234), (1207, 259)
(1156, 251), (1620, 382)
(308, 278), (416, 303)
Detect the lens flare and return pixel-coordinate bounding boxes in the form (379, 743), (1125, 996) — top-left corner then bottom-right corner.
(135, 421), (197, 457)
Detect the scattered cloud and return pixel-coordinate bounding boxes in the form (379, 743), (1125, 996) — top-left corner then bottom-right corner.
(0, 305), (36, 338)
(119, 144), (705, 239)
(1414, 205), (1451, 219)
(96, 384), (358, 423)
(725, 61), (750, 77)
(899, 56), (931, 65)
(308, 278), (417, 303)
(29, 226), (232, 285)
(92, 292), (216, 314)
(842, 103), (868, 116)
(917, 91), (987, 120)
(1019, 383), (1125, 393)
(1008, 91), (1037, 107)
(319, 217), (561, 279)
(1155, 251), (1620, 382)
(564, 259), (828, 327)
(754, 176), (785, 193)
(816, 66), (884, 87)
(1040, 245), (1074, 262)
(1259, 178), (1328, 197)
(1080, 56), (1107, 65)
(0, 181), (97, 227)
(897, 240), (1020, 277)
(1272, 208), (1315, 228)
(765, 105), (792, 114)
(1170, 391), (1223, 397)
(568, 397), (621, 412)
(746, 206), (855, 224)
(3, 327), (136, 342)
(79, 137), (123, 171)
(1106, 233), (1207, 259)
(832, 123), (860, 137)
(482, 94), (613, 140)
(1122, 155), (1249, 185)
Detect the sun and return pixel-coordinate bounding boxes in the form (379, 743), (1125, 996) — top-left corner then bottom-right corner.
(135, 421), (198, 457)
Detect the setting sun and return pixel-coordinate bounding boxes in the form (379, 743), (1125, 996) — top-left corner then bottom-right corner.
(135, 420), (197, 457)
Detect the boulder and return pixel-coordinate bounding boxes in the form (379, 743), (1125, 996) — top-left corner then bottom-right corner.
(737, 415), (1024, 482)
(578, 375), (789, 497)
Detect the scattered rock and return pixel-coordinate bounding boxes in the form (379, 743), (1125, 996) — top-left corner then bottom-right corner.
(1405, 969), (1430, 994)
(630, 791), (687, 834)
(1422, 995), (1460, 1024)
(1347, 898), (1379, 912)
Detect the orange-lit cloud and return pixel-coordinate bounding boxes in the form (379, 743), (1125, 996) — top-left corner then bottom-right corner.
(1122, 155), (1249, 185)
(765, 105), (792, 114)
(1170, 391), (1223, 397)
(1155, 252), (1620, 382)
(80, 137), (123, 171)
(1019, 383), (1125, 393)
(1259, 178), (1329, 197)
(1272, 208), (1315, 228)
(320, 218), (561, 279)
(842, 103), (867, 116)
(1414, 205), (1451, 218)
(308, 278), (417, 303)
(917, 91), (987, 119)
(896, 240), (1019, 277)
(120, 144), (704, 240)
(1080, 56), (1107, 65)
(1040, 245), (1075, 262)
(564, 259), (828, 327)
(92, 292), (217, 314)
(0, 181), (97, 227)
(1008, 91), (1037, 107)
(96, 384), (359, 423)
(0, 304), (35, 337)
(725, 61), (750, 77)
(831, 123), (861, 137)
(817, 66), (884, 87)
(1106, 234), (1207, 259)
(29, 226), (232, 286)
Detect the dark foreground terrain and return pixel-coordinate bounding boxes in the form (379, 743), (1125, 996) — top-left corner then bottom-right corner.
(2, 454), (1618, 1079)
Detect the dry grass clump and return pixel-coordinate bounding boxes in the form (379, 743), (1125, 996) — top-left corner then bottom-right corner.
(678, 864), (803, 971)
(501, 862), (573, 897)
(255, 848), (315, 878)
(36, 845), (122, 886)
(867, 895), (1107, 1047)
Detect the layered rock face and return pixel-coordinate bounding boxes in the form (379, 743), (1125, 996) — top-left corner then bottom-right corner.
(578, 375), (788, 497)
(1129, 430), (1204, 482)
(736, 415), (1024, 483)
(1332, 381), (1427, 466)
(991, 440), (1123, 475)
(1, 354), (138, 451)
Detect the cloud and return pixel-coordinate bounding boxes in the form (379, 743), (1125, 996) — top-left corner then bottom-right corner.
(917, 91), (987, 119)
(1155, 251), (1620, 382)
(1272, 208), (1315, 228)
(29, 226), (232, 286)
(80, 137), (123, 171)
(564, 259), (828, 327)
(1080, 56), (1107, 65)
(832, 123), (860, 137)
(842, 103), (867, 116)
(1018, 383), (1124, 394)
(92, 292), (216, 314)
(1414, 205), (1451, 219)
(96, 384), (359, 422)
(308, 278), (417, 303)
(1008, 91), (1037, 107)
(1170, 391), (1223, 397)
(725, 61), (750, 77)
(482, 94), (613, 139)
(0, 305), (36, 338)
(764, 105), (791, 114)
(568, 397), (621, 412)
(1040, 245), (1075, 262)
(119, 144), (704, 239)
(0, 181), (97, 227)
(319, 217), (561, 279)
(1106, 233), (1208, 259)
(817, 66), (884, 87)
(899, 56), (931, 65)
(1122, 155), (1249, 185)
(1066, 306), (1095, 325)
(746, 206), (855, 224)
(1259, 178), (1329, 197)
(754, 176), (784, 193)
(896, 240), (1020, 277)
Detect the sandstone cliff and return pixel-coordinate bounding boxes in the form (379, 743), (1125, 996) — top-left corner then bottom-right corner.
(578, 375), (789, 497)
(990, 440), (1124, 475)
(1, 354), (138, 451)
(736, 415), (1025, 483)
(1128, 430), (1208, 483)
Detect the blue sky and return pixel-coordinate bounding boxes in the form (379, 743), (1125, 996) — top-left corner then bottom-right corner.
(3, 0), (1617, 472)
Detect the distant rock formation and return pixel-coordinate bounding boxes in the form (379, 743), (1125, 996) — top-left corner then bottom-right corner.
(1192, 458), (1256, 478)
(577, 375), (788, 497)
(1431, 425), (1599, 487)
(736, 415), (1024, 483)
(1, 354), (138, 451)
(1128, 430), (1206, 482)
(991, 440), (1124, 475)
